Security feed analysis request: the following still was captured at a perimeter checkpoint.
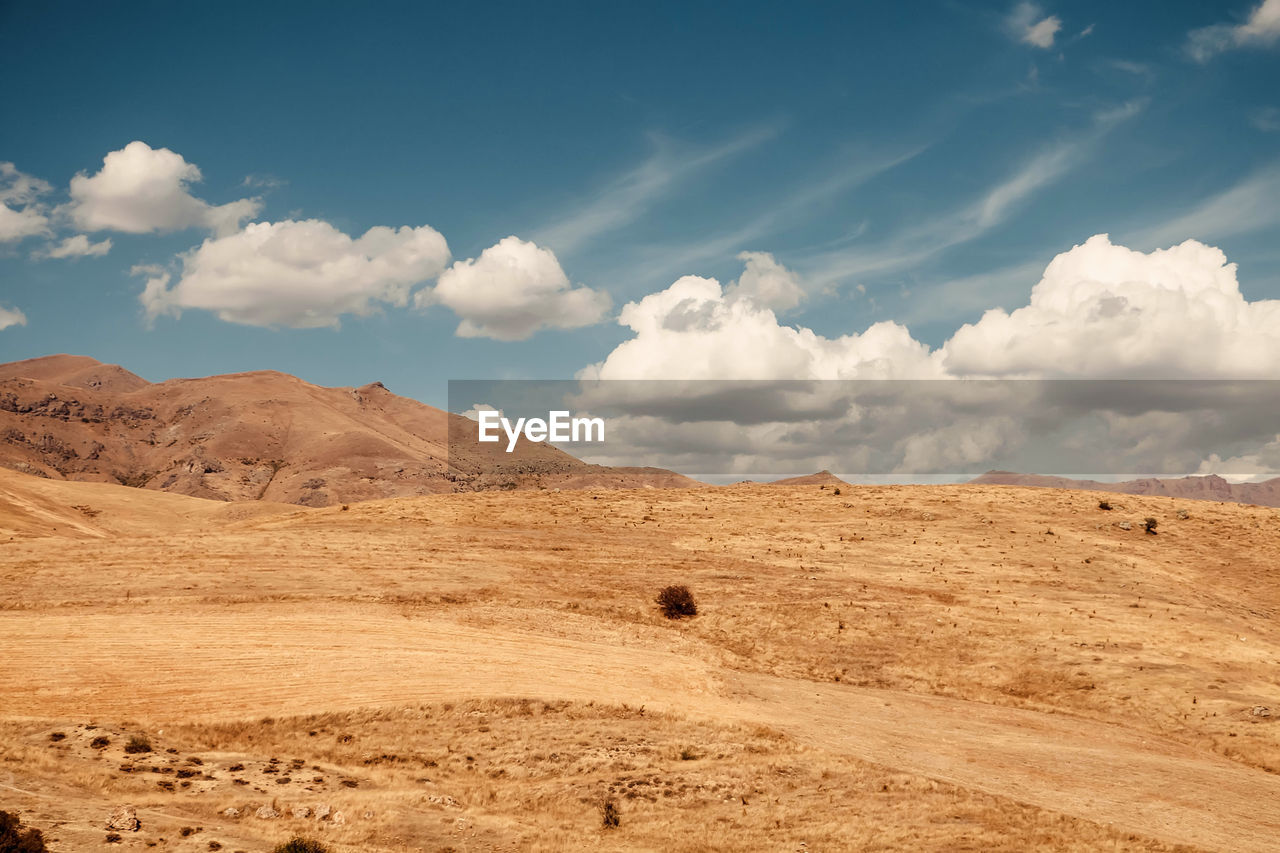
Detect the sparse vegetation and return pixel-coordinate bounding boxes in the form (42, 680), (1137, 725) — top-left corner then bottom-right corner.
(0, 810), (48, 853)
(124, 734), (152, 754)
(600, 797), (620, 829)
(90, 735), (110, 749)
(656, 584), (697, 619)
(271, 839), (329, 853)
(1144, 517), (1159, 534)
(1098, 500), (1112, 510)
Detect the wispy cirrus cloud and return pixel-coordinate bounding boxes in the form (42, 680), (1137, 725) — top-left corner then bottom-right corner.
(532, 126), (778, 255)
(800, 101), (1144, 289)
(1128, 162), (1280, 249)
(621, 143), (926, 295)
(1187, 0), (1280, 62)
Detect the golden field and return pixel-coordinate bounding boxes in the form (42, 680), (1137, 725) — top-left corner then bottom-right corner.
(2, 468), (1278, 851)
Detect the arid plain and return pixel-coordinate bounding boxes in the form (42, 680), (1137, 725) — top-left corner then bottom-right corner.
(2, 468), (1279, 851)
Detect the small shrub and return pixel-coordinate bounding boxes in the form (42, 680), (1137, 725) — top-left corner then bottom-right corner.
(48, 732), (65, 743)
(833, 487), (841, 495)
(1144, 517), (1158, 535)
(271, 839), (330, 853)
(90, 735), (110, 749)
(1098, 500), (1112, 510)
(0, 810), (49, 853)
(679, 748), (698, 761)
(656, 585), (697, 619)
(124, 734), (152, 754)
(105, 833), (122, 844)
(600, 798), (620, 829)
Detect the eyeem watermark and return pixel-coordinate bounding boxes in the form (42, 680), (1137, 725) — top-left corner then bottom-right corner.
(477, 410), (605, 452)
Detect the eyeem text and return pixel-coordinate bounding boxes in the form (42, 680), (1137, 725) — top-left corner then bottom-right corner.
(477, 410), (605, 452)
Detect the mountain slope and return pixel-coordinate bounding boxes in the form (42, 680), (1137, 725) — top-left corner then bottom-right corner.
(972, 470), (1280, 508)
(0, 355), (698, 505)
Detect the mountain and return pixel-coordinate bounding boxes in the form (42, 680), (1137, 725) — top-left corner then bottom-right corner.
(970, 470), (1280, 508)
(769, 469), (851, 487)
(0, 355), (699, 506)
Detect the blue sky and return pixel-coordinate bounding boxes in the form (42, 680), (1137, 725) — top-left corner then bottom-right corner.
(2, 0), (1279, 407)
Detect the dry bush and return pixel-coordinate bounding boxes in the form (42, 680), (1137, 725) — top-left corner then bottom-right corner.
(0, 810), (48, 853)
(123, 734), (152, 754)
(271, 839), (329, 853)
(600, 797), (620, 829)
(656, 585), (697, 619)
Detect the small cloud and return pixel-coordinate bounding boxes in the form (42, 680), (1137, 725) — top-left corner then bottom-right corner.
(68, 141), (261, 236)
(0, 305), (27, 330)
(140, 219), (450, 328)
(1080, 23), (1095, 37)
(1251, 106), (1280, 131)
(242, 174), (286, 190)
(35, 234), (113, 259)
(0, 162), (52, 243)
(1103, 59), (1155, 79)
(422, 236), (610, 341)
(1007, 2), (1063, 49)
(1187, 0), (1280, 62)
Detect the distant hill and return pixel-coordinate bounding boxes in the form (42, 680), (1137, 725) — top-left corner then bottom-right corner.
(970, 470), (1280, 508)
(769, 470), (851, 487)
(0, 355), (699, 506)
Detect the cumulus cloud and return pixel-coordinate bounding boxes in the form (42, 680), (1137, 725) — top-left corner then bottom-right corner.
(37, 234), (113, 259)
(1188, 0), (1280, 61)
(581, 255), (940, 381)
(725, 251), (805, 312)
(1007, 2), (1062, 48)
(0, 305), (27, 330)
(942, 235), (1280, 378)
(1195, 435), (1280, 482)
(69, 141), (260, 235)
(423, 236), (610, 341)
(588, 235), (1280, 384)
(0, 162), (52, 242)
(560, 234), (1280, 479)
(140, 219), (450, 328)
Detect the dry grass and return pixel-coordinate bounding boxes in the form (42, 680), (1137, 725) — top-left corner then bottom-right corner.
(2, 479), (1278, 850)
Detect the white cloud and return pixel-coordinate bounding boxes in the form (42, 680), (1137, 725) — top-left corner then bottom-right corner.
(0, 162), (52, 242)
(37, 234), (113, 259)
(1195, 435), (1280, 482)
(1187, 0), (1280, 61)
(724, 251), (805, 312)
(423, 236), (610, 341)
(581, 255), (940, 381)
(1129, 162), (1280, 249)
(533, 127), (776, 254)
(803, 101), (1142, 289)
(69, 141), (260, 236)
(0, 305), (27, 330)
(942, 235), (1280, 378)
(1252, 107), (1280, 132)
(1007, 3), (1062, 48)
(141, 219), (450, 328)
(587, 235), (1280, 383)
